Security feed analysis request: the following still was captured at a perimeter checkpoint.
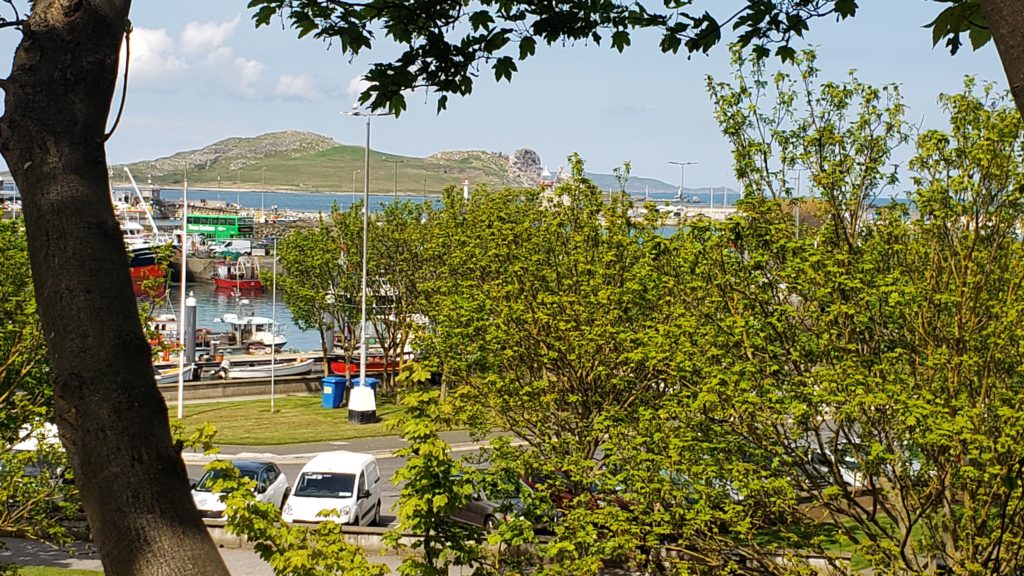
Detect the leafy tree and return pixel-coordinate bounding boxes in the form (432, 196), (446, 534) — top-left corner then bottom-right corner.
(277, 212), (359, 373)
(365, 200), (430, 394)
(0, 1), (1018, 576)
(0, 220), (79, 550)
(0, 1), (230, 574)
(247, 0), (1024, 119)
(276, 201), (428, 393)
(384, 364), (488, 576)
(419, 161), (680, 573)
(641, 60), (1024, 573)
(138, 242), (177, 362)
(0, 220), (49, 432)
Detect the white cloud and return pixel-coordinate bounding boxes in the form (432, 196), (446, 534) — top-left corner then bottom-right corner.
(201, 46), (235, 67)
(276, 74), (324, 101)
(120, 27), (187, 88)
(233, 57), (266, 97)
(180, 15), (241, 56)
(346, 75), (373, 106)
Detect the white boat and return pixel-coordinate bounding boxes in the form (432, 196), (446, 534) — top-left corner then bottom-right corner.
(218, 358), (315, 379)
(217, 313), (287, 350)
(154, 363), (195, 385)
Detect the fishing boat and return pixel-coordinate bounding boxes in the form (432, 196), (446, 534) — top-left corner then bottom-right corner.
(327, 354), (403, 376)
(121, 221), (165, 296)
(212, 255), (263, 292)
(215, 358), (315, 379)
(115, 169), (172, 297)
(154, 363), (196, 385)
(214, 312), (287, 351)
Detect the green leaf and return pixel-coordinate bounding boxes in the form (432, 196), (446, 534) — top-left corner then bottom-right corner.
(493, 56), (517, 82)
(834, 0), (858, 18)
(611, 30), (631, 52)
(518, 36), (537, 60)
(469, 10), (494, 32)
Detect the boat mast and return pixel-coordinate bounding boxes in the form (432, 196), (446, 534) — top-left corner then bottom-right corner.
(123, 167), (161, 237)
(271, 237), (277, 413)
(176, 167), (189, 419)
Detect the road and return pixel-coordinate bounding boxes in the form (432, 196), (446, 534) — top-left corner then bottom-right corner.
(5, 432), (496, 574)
(186, 454), (406, 526)
(182, 430), (492, 528)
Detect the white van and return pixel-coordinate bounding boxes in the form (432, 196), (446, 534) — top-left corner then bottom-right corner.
(282, 451), (382, 526)
(211, 239), (252, 255)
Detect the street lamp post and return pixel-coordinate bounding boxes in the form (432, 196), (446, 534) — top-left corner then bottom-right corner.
(351, 169), (361, 209)
(668, 161), (697, 203)
(343, 107), (392, 424)
(382, 157), (403, 199)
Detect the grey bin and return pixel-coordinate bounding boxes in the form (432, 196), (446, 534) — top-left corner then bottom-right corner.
(321, 376), (348, 409)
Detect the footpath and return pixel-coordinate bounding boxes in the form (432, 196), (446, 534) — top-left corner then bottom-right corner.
(3, 430), (492, 575)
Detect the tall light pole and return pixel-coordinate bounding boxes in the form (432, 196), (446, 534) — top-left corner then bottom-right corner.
(343, 107), (391, 423)
(668, 161), (696, 202)
(351, 169), (361, 209)
(382, 156), (403, 199)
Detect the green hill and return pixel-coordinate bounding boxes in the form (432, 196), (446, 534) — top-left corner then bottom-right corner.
(116, 130), (530, 195)
(114, 130), (691, 197)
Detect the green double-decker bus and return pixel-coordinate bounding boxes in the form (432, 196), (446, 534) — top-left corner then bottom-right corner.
(185, 213), (255, 240)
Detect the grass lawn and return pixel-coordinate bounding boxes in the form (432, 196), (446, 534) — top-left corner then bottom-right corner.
(15, 568), (102, 576)
(169, 394), (404, 445)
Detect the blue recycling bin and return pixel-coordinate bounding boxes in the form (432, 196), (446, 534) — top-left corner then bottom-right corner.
(321, 376), (348, 409)
(351, 377), (379, 393)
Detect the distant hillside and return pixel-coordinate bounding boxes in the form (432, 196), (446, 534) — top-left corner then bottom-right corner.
(114, 130), (682, 196)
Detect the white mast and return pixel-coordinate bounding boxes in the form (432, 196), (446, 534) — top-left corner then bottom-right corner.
(123, 167), (160, 237)
(271, 237), (278, 413)
(176, 167), (189, 419)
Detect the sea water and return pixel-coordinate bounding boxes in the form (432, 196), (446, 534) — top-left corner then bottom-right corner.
(165, 282), (323, 353)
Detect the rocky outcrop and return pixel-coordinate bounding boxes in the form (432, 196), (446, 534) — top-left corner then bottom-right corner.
(508, 148), (543, 186)
(425, 148), (545, 187)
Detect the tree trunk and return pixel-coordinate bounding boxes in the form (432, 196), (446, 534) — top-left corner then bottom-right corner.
(980, 0), (1024, 115)
(0, 1), (229, 575)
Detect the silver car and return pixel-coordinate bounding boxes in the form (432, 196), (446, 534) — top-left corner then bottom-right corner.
(191, 460), (290, 519)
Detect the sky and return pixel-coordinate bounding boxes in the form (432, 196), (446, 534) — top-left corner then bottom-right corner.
(0, 1), (1009, 189)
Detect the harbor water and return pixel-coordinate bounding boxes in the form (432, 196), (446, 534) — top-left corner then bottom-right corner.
(165, 282), (323, 354)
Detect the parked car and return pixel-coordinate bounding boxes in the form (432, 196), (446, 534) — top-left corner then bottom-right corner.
(282, 451), (382, 526)
(191, 460), (290, 519)
(451, 478), (531, 531)
(523, 470), (629, 512)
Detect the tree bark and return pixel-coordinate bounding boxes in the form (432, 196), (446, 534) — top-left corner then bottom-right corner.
(0, 1), (229, 574)
(980, 0), (1024, 115)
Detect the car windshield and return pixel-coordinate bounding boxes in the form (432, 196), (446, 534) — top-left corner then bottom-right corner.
(293, 472), (356, 498)
(195, 468), (259, 493)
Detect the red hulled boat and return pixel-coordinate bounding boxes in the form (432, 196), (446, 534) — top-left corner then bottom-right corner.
(212, 255), (263, 292)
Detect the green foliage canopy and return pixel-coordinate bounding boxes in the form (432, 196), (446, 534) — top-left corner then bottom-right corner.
(246, 0), (988, 115)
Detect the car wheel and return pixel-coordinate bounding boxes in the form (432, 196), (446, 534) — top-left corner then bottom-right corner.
(371, 501), (381, 526)
(483, 516), (500, 532)
(280, 487), (291, 510)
